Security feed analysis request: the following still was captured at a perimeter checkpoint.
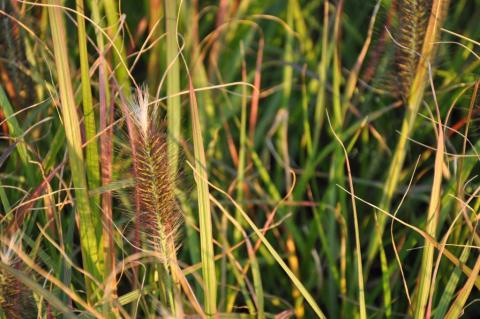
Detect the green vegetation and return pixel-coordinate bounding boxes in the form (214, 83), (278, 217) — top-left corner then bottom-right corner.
(0, 0), (479, 317)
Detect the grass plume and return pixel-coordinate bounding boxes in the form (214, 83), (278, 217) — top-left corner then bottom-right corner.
(125, 87), (182, 314)
(394, 0), (432, 99)
(128, 88), (182, 254)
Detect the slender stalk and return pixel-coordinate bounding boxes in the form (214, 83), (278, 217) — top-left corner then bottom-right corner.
(312, 0), (330, 150)
(147, 0), (164, 92)
(89, 0), (110, 106)
(99, 61), (118, 317)
(188, 80), (217, 317)
(103, 0), (130, 96)
(0, 85), (34, 183)
(444, 256), (480, 319)
(75, 0), (100, 209)
(414, 76), (445, 319)
(165, 0), (181, 173)
(47, 0), (104, 301)
(235, 46), (248, 240)
(165, 2), (183, 315)
(327, 113), (367, 319)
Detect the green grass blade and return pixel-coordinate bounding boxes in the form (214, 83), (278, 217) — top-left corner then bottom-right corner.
(76, 0), (101, 216)
(434, 245), (472, 318)
(0, 85), (35, 182)
(188, 80), (217, 317)
(327, 113), (367, 319)
(414, 4), (448, 315)
(47, 0), (104, 301)
(165, 0), (181, 173)
(444, 256), (480, 319)
(103, 0), (130, 96)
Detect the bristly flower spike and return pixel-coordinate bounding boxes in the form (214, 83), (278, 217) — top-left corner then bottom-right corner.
(126, 86), (183, 261)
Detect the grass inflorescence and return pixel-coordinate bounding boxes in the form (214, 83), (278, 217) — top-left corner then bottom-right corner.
(125, 87), (182, 315)
(128, 89), (182, 256)
(394, 0), (432, 99)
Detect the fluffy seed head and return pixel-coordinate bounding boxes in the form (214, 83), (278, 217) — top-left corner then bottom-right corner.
(126, 87), (182, 257)
(394, 0), (432, 98)
(129, 87), (150, 136)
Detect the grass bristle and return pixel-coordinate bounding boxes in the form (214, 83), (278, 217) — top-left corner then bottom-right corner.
(394, 0), (432, 99)
(128, 88), (182, 257)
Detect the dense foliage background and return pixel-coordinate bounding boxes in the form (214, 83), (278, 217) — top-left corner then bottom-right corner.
(1, 0), (480, 318)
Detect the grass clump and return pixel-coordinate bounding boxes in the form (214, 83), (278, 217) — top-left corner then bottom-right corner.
(1, 0), (480, 318)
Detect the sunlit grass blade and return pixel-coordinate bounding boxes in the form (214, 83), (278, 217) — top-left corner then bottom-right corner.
(327, 112), (367, 319)
(147, 0), (164, 91)
(444, 256), (480, 319)
(413, 103), (445, 318)
(188, 80), (217, 317)
(47, 0), (104, 301)
(165, 0), (181, 173)
(103, 0), (130, 96)
(0, 85), (35, 182)
(75, 0), (100, 209)
(98, 61), (118, 317)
